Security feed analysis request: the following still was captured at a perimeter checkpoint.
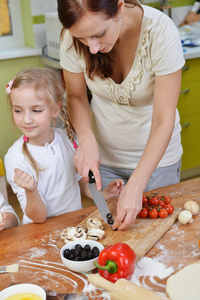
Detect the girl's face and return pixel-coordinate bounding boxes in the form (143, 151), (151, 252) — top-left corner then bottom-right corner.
(11, 87), (59, 145)
(69, 6), (124, 54)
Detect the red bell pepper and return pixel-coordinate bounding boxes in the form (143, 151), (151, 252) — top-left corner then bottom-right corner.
(94, 242), (136, 283)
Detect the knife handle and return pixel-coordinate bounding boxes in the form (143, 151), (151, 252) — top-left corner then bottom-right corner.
(88, 170), (95, 184)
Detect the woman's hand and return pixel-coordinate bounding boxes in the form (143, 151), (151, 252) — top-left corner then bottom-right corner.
(74, 132), (102, 190)
(14, 168), (37, 191)
(103, 179), (124, 200)
(112, 181), (143, 230)
(63, 70), (102, 189)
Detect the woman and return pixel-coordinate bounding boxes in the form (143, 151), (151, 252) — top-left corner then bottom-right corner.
(57, 0), (185, 230)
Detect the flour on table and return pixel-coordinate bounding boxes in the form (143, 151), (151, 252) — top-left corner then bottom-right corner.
(28, 247), (47, 258)
(131, 257), (174, 284)
(19, 258), (110, 299)
(130, 256), (174, 299)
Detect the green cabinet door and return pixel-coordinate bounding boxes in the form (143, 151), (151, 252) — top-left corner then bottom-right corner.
(180, 114), (200, 171)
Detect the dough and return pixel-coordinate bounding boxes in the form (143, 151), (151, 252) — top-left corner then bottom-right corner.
(166, 261), (200, 300)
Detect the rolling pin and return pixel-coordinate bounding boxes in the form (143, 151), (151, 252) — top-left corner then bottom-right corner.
(88, 274), (164, 300)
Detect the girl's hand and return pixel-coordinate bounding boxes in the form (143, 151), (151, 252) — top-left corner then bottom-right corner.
(103, 179), (124, 200)
(0, 213), (7, 231)
(14, 168), (37, 191)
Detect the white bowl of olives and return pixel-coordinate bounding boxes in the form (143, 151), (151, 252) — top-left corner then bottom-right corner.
(60, 240), (104, 273)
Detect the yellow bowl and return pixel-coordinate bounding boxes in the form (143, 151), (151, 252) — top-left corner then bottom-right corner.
(0, 284), (46, 300)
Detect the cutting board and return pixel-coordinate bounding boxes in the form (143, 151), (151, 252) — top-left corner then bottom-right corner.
(77, 199), (181, 263)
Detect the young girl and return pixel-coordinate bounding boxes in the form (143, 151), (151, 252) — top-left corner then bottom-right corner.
(4, 68), (124, 225)
(0, 192), (19, 230)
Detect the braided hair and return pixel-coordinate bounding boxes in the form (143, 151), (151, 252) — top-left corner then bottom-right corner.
(7, 67), (76, 180)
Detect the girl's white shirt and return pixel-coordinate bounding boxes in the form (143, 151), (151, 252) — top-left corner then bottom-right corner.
(0, 193), (20, 225)
(4, 128), (82, 225)
(60, 4), (185, 169)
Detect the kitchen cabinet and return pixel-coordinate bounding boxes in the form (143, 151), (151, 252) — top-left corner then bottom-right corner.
(178, 57), (200, 179)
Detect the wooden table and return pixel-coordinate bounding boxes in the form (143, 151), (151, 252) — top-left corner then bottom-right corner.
(1, 177), (200, 299)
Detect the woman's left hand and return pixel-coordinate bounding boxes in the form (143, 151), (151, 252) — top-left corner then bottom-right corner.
(112, 181), (143, 230)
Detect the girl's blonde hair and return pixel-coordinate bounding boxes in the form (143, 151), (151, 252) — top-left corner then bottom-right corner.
(8, 67), (75, 180)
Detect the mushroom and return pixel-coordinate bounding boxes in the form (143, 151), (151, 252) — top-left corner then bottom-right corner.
(87, 228), (105, 240)
(178, 210), (193, 225)
(86, 218), (104, 230)
(183, 200), (199, 216)
(73, 226), (87, 241)
(60, 226), (87, 244)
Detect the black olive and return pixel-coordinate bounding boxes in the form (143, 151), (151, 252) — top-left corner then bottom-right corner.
(63, 249), (71, 259)
(80, 252), (87, 261)
(68, 253), (75, 260)
(71, 249), (76, 254)
(106, 213), (113, 219)
(84, 244), (91, 252)
(74, 249), (81, 256)
(87, 250), (94, 260)
(75, 244), (82, 251)
(107, 218), (114, 225)
(74, 256), (81, 261)
(64, 244), (100, 261)
(92, 246), (100, 257)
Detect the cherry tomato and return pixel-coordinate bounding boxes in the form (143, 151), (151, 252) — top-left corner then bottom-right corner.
(154, 205), (162, 211)
(163, 195), (171, 205)
(159, 208), (168, 218)
(165, 204), (174, 214)
(151, 193), (162, 199)
(159, 199), (166, 207)
(149, 208), (158, 219)
(142, 196), (148, 206)
(149, 196), (159, 206)
(138, 207), (148, 218)
(143, 203), (151, 211)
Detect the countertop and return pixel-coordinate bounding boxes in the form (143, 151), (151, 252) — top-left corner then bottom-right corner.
(0, 177), (200, 299)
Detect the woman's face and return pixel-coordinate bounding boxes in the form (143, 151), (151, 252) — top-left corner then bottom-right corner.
(69, 9), (123, 54)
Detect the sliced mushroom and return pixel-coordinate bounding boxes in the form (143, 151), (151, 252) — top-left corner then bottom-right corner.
(73, 226), (87, 241)
(60, 226), (76, 240)
(178, 210), (193, 225)
(184, 200), (199, 215)
(87, 228), (105, 240)
(60, 226), (87, 244)
(86, 218), (104, 230)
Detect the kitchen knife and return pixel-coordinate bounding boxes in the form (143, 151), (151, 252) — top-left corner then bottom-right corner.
(88, 170), (114, 226)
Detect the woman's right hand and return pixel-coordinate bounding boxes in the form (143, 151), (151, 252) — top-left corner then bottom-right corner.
(74, 131), (102, 190)
(63, 70), (102, 188)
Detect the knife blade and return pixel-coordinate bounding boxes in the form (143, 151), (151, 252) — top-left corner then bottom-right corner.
(88, 170), (114, 226)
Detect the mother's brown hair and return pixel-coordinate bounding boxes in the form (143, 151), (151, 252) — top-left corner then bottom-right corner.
(57, 0), (138, 79)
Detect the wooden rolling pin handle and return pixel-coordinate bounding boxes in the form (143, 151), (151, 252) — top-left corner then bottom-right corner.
(88, 274), (114, 292)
